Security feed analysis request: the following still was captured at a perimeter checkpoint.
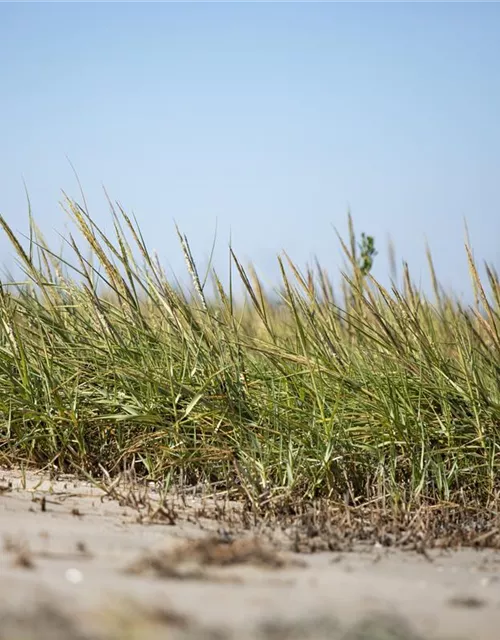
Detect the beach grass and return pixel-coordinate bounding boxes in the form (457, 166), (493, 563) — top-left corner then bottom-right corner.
(0, 196), (499, 512)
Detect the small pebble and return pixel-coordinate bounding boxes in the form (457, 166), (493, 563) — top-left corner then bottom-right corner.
(65, 568), (83, 584)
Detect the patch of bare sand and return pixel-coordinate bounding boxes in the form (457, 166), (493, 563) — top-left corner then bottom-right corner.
(1, 468), (500, 639)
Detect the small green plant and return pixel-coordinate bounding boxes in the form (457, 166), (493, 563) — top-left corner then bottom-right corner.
(358, 232), (378, 276)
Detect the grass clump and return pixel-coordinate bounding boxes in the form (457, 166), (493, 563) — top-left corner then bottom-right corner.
(0, 195), (499, 512)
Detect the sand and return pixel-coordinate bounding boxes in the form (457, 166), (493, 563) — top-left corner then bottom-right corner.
(1, 468), (499, 640)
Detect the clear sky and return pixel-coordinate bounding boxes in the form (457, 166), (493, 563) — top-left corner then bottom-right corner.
(1, 2), (499, 298)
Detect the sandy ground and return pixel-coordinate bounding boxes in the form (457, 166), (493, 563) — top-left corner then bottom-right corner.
(1, 469), (500, 640)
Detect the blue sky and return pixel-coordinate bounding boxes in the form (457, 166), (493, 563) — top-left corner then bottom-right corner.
(1, 2), (499, 298)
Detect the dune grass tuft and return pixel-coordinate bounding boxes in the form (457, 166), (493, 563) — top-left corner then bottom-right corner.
(0, 197), (499, 510)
